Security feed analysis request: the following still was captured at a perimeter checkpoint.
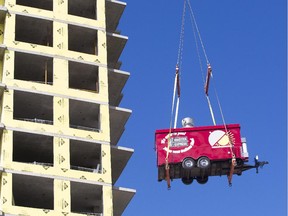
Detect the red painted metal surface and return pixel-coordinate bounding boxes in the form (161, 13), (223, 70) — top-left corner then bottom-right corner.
(155, 124), (248, 167)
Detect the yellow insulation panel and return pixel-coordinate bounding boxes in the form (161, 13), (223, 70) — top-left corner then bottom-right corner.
(103, 186), (114, 216)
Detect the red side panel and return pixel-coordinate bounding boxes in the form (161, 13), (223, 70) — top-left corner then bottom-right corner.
(155, 124), (246, 167)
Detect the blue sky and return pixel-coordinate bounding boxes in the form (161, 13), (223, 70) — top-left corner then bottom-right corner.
(116, 1), (287, 215)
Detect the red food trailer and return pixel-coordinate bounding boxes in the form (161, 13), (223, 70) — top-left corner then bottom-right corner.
(154, 1), (268, 188)
(155, 123), (266, 186)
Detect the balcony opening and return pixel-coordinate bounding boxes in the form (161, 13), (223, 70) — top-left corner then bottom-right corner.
(15, 15), (53, 47)
(69, 100), (100, 132)
(68, 24), (98, 55)
(16, 0), (53, 11)
(13, 91), (53, 125)
(71, 182), (103, 215)
(68, 0), (97, 20)
(13, 174), (54, 209)
(15, 52), (53, 85)
(13, 131), (53, 166)
(70, 140), (101, 173)
(69, 61), (99, 92)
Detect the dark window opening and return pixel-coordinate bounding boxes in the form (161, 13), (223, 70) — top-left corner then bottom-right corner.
(15, 15), (53, 47)
(69, 99), (100, 132)
(16, 0), (53, 11)
(70, 140), (101, 173)
(68, 0), (97, 20)
(13, 91), (53, 125)
(13, 131), (53, 166)
(15, 52), (53, 85)
(13, 174), (54, 209)
(68, 25), (98, 55)
(69, 61), (99, 92)
(71, 182), (103, 215)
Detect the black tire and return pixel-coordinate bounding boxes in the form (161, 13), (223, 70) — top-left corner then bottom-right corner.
(197, 157), (211, 169)
(182, 158), (195, 169)
(196, 176), (209, 184)
(182, 177), (194, 185)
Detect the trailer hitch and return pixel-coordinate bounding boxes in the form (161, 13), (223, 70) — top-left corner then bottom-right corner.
(254, 155), (269, 174)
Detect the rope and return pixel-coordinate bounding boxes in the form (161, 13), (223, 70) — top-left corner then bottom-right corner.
(212, 74), (237, 184)
(166, 0), (236, 187)
(177, 0), (186, 67)
(186, 0), (236, 185)
(169, 67), (178, 130)
(173, 0), (186, 128)
(187, 0), (216, 125)
(186, 0), (209, 65)
(165, 0), (187, 189)
(206, 95), (216, 125)
(174, 96), (180, 129)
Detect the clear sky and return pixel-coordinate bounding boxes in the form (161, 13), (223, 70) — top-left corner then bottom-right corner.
(115, 1), (287, 215)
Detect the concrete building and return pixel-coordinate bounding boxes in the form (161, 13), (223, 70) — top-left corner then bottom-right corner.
(0, 0), (135, 215)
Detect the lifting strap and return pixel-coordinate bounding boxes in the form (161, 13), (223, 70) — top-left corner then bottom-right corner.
(165, 65), (181, 189)
(187, 0), (216, 125)
(223, 125), (237, 186)
(187, 0), (237, 184)
(228, 156), (237, 186)
(174, 65), (181, 128)
(204, 64), (212, 95)
(204, 65), (216, 125)
(166, 0), (237, 188)
(165, 0), (187, 189)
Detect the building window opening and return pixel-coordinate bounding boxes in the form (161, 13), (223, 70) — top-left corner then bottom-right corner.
(68, 0), (97, 20)
(68, 24), (98, 55)
(71, 182), (103, 215)
(16, 0), (53, 11)
(13, 174), (54, 209)
(13, 131), (53, 166)
(13, 91), (53, 125)
(15, 15), (53, 47)
(15, 52), (53, 85)
(69, 61), (99, 92)
(69, 99), (100, 132)
(70, 140), (101, 173)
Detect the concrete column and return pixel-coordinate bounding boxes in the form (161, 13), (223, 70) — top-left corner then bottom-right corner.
(2, 51), (14, 83)
(0, 129), (12, 167)
(0, 172), (13, 211)
(1, 89), (13, 124)
(54, 0), (68, 17)
(54, 179), (71, 213)
(54, 97), (69, 128)
(54, 137), (70, 170)
(102, 185), (113, 216)
(101, 144), (112, 183)
(99, 104), (110, 142)
(53, 59), (68, 89)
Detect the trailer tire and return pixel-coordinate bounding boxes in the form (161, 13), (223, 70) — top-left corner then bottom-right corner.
(196, 176), (208, 184)
(197, 157), (211, 169)
(182, 177), (194, 185)
(182, 158), (195, 169)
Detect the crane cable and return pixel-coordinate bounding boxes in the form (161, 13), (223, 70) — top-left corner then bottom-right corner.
(186, 0), (237, 185)
(186, 0), (216, 126)
(173, 0), (186, 129)
(165, 0), (187, 189)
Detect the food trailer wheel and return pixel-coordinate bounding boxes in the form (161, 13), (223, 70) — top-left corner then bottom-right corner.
(197, 157), (211, 169)
(196, 176), (208, 184)
(182, 177), (194, 185)
(182, 158), (195, 169)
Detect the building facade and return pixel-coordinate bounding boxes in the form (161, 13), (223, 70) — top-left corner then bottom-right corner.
(0, 0), (134, 215)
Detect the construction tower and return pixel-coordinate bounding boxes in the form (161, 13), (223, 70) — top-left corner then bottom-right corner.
(0, 0), (135, 215)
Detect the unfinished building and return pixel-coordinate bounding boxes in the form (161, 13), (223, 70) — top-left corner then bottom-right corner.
(0, 0), (135, 215)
